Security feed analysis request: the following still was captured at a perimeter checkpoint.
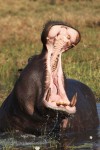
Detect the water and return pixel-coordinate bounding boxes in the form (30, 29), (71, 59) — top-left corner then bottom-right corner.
(0, 103), (100, 150)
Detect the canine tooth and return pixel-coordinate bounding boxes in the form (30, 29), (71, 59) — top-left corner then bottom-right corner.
(46, 88), (51, 102)
(72, 43), (75, 47)
(70, 93), (77, 107)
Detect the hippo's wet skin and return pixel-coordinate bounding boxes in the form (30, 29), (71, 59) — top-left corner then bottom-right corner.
(0, 21), (99, 135)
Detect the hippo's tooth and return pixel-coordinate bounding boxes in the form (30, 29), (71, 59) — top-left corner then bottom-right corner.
(72, 43), (75, 47)
(59, 105), (64, 108)
(52, 57), (58, 72)
(56, 101), (68, 106)
(50, 100), (55, 102)
(46, 88), (51, 101)
(62, 101), (68, 106)
(70, 93), (77, 107)
(50, 101), (57, 107)
(56, 101), (63, 106)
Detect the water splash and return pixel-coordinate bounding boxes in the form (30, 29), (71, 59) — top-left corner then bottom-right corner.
(0, 103), (100, 150)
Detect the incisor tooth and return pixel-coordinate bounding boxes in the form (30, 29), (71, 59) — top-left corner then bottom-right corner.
(63, 36), (67, 42)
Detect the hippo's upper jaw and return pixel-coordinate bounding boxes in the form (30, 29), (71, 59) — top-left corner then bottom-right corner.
(42, 23), (80, 115)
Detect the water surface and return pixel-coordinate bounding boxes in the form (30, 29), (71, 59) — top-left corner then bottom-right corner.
(0, 103), (100, 150)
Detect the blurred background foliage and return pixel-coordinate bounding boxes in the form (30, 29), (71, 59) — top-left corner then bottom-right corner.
(0, 0), (100, 103)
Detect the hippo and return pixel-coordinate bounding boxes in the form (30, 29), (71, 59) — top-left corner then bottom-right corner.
(0, 21), (99, 135)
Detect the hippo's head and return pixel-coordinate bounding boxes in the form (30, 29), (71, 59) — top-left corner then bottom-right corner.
(40, 21), (81, 115)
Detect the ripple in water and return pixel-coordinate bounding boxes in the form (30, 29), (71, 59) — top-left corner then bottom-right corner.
(0, 103), (100, 150)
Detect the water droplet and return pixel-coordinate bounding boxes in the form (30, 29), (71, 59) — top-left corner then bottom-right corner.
(34, 146), (40, 150)
(89, 136), (93, 139)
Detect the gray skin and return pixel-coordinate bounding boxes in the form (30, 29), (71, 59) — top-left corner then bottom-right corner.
(0, 21), (99, 135)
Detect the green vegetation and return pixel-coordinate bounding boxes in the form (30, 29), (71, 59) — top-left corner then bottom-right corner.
(0, 0), (100, 104)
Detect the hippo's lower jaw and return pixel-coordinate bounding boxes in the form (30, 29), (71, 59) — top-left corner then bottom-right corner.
(43, 98), (76, 114)
(43, 25), (79, 114)
(43, 83), (77, 114)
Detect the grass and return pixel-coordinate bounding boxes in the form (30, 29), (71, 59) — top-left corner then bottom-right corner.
(0, 0), (100, 104)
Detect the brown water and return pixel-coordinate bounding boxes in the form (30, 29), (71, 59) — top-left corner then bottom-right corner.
(0, 103), (100, 150)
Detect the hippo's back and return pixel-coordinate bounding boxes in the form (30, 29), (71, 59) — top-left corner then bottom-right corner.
(65, 78), (99, 131)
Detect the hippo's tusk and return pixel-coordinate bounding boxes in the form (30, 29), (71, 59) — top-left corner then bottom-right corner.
(72, 43), (76, 47)
(46, 88), (51, 101)
(70, 93), (77, 107)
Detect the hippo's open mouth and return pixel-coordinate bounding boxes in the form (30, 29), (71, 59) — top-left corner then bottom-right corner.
(43, 25), (80, 114)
